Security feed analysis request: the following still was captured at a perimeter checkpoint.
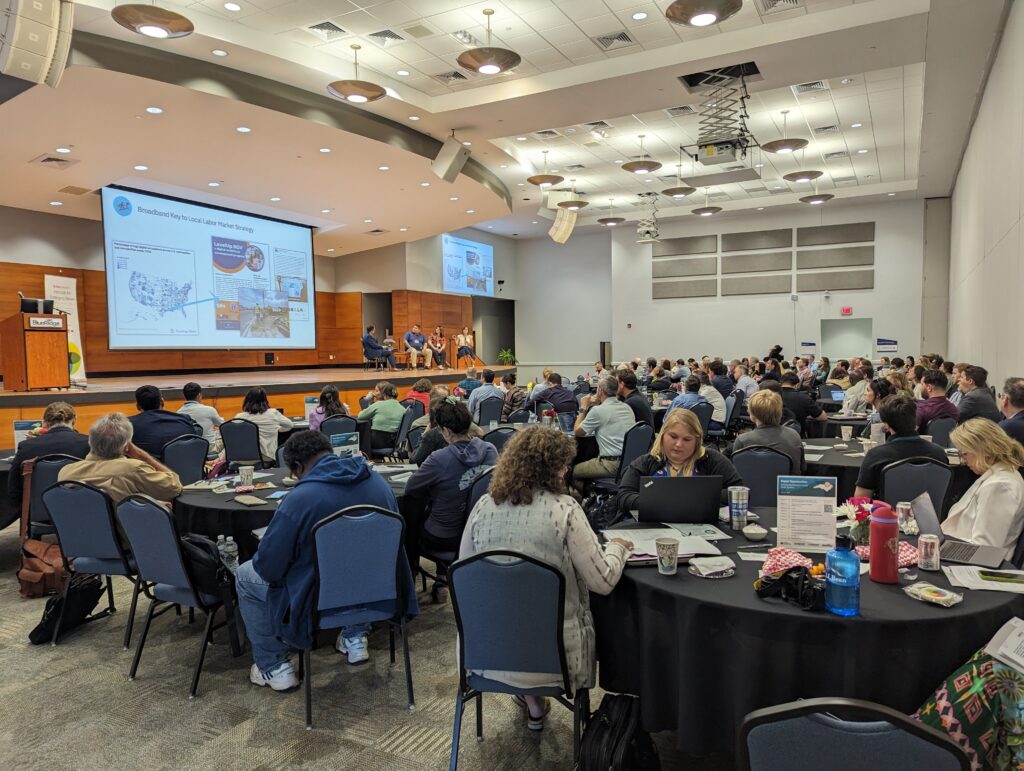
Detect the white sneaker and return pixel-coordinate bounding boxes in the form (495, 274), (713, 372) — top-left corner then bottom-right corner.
(336, 632), (370, 665)
(249, 661), (299, 691)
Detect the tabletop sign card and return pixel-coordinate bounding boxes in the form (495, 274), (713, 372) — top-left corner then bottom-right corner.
(776, 475), (838, 554)
(330, 432), (359, 457)
(304, 396), (319, 420)
(13, 419), (42, 448)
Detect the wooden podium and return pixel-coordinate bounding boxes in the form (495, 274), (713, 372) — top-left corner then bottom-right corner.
(1, 313), (70, 391)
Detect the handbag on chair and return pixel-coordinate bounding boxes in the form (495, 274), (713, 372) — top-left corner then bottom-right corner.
(17, 458), (68, 598)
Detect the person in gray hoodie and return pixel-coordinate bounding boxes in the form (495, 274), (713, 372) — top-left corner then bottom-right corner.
(403, 400), (496, 596)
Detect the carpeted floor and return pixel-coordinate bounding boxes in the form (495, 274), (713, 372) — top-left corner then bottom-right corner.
(0, 526), (730, 770)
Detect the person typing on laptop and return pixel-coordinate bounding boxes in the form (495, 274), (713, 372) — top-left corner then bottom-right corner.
(941, 418), (1024, 551)
(615, 407), (742, 517)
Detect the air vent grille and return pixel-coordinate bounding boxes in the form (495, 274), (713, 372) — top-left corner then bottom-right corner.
(307, 21), (346, 41)
(403, 24), (434, 39)
(813, 125), (840, 135)
(534, 129), (560, 138)
(368, 29), (405, 46)
(585, 120), (611, 129)
(793, 80), (829, 94)
(30, 154), (78, 170)
(593, 30), (634, 50)
(824, 150), (849, 160)
(58, 185), (91, 195)
(755, 0), (803, 15)
(434, 70), (469, 84)
(666, 105), (697, 117)
(366, 228), (388, 235)
(565, 163), (586, 171)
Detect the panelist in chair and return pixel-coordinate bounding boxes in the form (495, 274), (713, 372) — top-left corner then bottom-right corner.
(129, 385), (202, 459)
(361, 325), (397, 371)
(403, 324), (433, 370)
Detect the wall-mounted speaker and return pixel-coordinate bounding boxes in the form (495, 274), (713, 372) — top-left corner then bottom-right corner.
(431, 136), (471, 183)
(0, 0), (74, 87)
(548, 207), (577, 244)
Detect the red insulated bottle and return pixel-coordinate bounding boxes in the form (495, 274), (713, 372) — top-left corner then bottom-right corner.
(869, 503), (900, 584)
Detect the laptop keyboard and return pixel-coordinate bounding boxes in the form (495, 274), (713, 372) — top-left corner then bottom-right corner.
(940, 541), (977, 561)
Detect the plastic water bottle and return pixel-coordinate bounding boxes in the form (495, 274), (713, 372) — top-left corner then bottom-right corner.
(216, 534), (226, 561)
(222, 536), (239, 574)
(825, 534), (860, 617)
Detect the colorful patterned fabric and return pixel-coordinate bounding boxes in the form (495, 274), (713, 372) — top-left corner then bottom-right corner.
(914, 648), (1024, 770)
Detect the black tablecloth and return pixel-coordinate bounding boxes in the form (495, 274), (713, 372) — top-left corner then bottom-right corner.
(591, 507), (1024, 754)
(804, 437), (871, 501)
(0, 454), (16, 530)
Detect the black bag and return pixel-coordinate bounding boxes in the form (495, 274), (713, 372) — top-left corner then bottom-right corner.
(583, 492), (625, 531)
(180, 533), (228, 595)
(578, 694), (660, 771)
(28, 573), (104, 645)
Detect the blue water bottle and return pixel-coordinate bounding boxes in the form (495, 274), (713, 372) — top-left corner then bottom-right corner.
(825, 534), (860, 617)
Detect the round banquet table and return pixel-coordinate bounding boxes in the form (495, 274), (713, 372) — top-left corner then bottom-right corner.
(823, 413), (870, 438)
(0, 453), (17, 530)
(590, 507), (1024, 755)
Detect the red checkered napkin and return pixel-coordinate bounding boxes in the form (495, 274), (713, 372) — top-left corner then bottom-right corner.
(760, 547), (813, 576)
(854, 541), (920, 567)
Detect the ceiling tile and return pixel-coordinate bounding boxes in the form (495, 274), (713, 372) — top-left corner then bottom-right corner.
(539, 24), (590, 45)
(576, 14), (623, 37)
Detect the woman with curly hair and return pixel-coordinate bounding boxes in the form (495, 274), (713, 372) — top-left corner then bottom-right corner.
(459, 426), (633, 731)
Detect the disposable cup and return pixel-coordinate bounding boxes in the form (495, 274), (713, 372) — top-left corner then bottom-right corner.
(238, 465), (254, 486)
(655, 538), (680, 576)
(841, 425), (853, 441)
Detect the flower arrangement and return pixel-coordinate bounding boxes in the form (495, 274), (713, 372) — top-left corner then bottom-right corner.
(382, 330), (396, 351)
(542, 409), (556, 418)
(453, 386), (464, 398)
(836, 496), (876, 546)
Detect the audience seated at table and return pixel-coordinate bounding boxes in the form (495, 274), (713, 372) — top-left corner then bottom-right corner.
(404, 401), (496, 599)
(572, 376), (636, 492)
(862, 377), (895, 434)
(884, 368), (914, 399)
(8, 401), (89, 508)
(236, 431), (401, 689)
(795, 357), (815, 390)
(908, 364), (927, 400)
(813, 357), (831, 385)
(999, 377), (1024, 446)
(403, 378), (432, 412)
(412, 386), (449, 430)
(668, 376), (708, 414)
(457, 367), (481, 396)
(58, 412), (182, 508)
(760, 358), (782, 383)
(958, 365), (1002, 423)
(826, 366), (850, 389)
(942, 418), (1024, 550)
(233, 387), (294, 463)
(840, 368), (870, 414)
(411, 394), (482, 465)
(780, 372), (827, 430)
(765, 344), (784, 362)
(733, 364), (759, 400)
(949, 362), (967, 406)
(460, 425), (632, 731)
(525, 372), (577, 414)
(853, 395), (948, 498)
(616, 371), (654, 428)
(729, 391), (803, 472)
(357, 381), (405, 452)
(915, 369), (960, 432)
(708, 360), (733, 400)
(403, 323), (433, 370)
(693, 371), (726, 430)
(467, 369), (503, 423)
(500, 373), (527, 421)
(308, 384), (350, 433)
(129, 384), (202, 458)
(616, 408), (742, 515)
(361, 324), (398, 371)
(177, 382), (224, 451)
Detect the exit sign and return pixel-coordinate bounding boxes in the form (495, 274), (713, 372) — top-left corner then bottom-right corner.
(841, 306), (853, 316)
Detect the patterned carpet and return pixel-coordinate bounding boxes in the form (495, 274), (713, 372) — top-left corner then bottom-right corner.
(0, 526), (728, 770)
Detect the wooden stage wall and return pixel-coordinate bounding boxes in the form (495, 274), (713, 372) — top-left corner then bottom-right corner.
(0, 262), (479, 378)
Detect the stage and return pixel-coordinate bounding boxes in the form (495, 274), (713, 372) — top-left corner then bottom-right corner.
(0, 364), (513, 438)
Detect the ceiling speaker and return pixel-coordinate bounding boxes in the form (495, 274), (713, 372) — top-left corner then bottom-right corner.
(548, 207), (577, 244)
(431, 136), (471, 183)
(0, 0), (74, 87)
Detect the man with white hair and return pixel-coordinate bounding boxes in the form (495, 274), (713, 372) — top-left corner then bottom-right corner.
(58, 412), (182, 505)
(572, 376), (636, 491)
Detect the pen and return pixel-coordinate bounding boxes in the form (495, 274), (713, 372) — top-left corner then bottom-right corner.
(737, 544), (773, 550)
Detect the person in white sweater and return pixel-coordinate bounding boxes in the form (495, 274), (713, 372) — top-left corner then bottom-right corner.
(943, 418), (1024, 551)
(459, 425), (632, 731)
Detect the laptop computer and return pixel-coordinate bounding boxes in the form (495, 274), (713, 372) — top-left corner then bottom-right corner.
(830, 389), (846, 401)
(911, 491), (1008, 568)
(637, 476), (723, 524)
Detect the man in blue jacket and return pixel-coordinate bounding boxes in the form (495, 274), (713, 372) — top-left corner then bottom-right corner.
(403, 323), (433, 369)
(361, 324), (397, 371)
(236, 430), (401, 691)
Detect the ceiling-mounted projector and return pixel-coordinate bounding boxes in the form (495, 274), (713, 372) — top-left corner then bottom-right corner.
(696, 140), (740, 166)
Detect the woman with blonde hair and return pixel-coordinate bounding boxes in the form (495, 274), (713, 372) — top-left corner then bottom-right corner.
(942, 418), (1024, 550)
(886, 369), (914, 399)
(459, 426), (633, 731)
(616, 407), (742, 516)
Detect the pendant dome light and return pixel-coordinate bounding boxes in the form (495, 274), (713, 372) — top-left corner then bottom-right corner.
(597, 198), (625, 226)
(557, 179), (588, 211)
(761, 109), (808, 155)
(327, 44), (386, 103)
(111, 4), (194, 38)
(526, 150), (564, 188)
(457, 9), (521, 75)
(622, 135), (662, 175)
(783, 146), (823, 184)
(665, 0), (743, 27)
(662, 146), (697, 199)
(800, 179), (834, 205)
(691, 188), (722, 217)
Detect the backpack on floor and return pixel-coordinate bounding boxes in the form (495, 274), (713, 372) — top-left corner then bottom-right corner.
(578, 694), (660, 771)
(582, 492), (626, 532)
(28, 573), (104, 644)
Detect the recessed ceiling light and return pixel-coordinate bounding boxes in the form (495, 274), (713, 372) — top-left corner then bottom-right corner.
(515, 136), (527, 141)
(773, 185), (782, 190)
(236, 126), (251, 133)
(319, 147), (331, 153)
(857, 149), (869, 154)
(396, 69), (409, 76)
(516, 182), (524, 186)
(757, 207), (765, 211)
(270, 196), (281, 202)
(632, 11), (648, 20)
(327, 248), (334, 252)
(145, 106), (162, 114)
(614, 159), (624, 164)
(224, 2), (241, 11)
(211, 49), (228, 57)
(49, 201), (62, 207)
(321, 208), (331, 214)
(487, 225), (494, 229)
(531, 220), (538, 224)
(499, 164), (507, 168)
(208, 181), (220, 187)
(399, 227), (409, 232)
(133, 164), (148, 171)
(408, 115), (420, 121)
(887, 192), (896, 196)
(449, 196), (459, 201)
(851, 122), (863, 128)
(420, 181), (430, 187)
(462, 141), (472, 146)
(55, 147), (71, 154)
(466, 209), (475, 214)
(378, 165), (389, 171)
(754, 163), (764, 168)
(364, 218), (372, 223)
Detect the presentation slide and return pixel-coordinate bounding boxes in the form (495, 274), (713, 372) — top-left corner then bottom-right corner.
(442, 234), (494, 297)
(100, 187), (316, 350)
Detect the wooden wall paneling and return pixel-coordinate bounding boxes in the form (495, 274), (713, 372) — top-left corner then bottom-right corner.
(315, 291), (337, 364)
(183, 350), (260, 370)
(335, 291), (363, 364)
